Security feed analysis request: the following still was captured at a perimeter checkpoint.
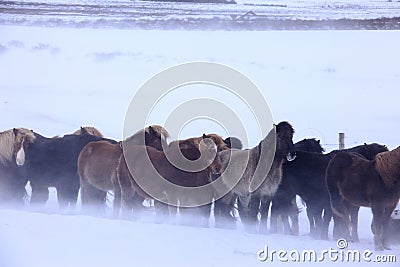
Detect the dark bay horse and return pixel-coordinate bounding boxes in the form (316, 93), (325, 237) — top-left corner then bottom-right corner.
(78, 125), (169, 215)
(326, 147), (400, 250)
(212, 121), (296, 233)
(269, 143), (388, 240)
(0, 128), (35, 206)
(269, 138), (325, 235)
(117, 134), (224, 224)
(21, 130), (117, 210)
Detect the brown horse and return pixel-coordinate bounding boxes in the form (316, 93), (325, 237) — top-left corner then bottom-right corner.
(326, 147), (400, 250)
(168, 134), (230, 226)
(78, 125), (168, 216)
(117, 133), (228, 225)
(0, 128), (35, 206)
(73, 126), (103, 137)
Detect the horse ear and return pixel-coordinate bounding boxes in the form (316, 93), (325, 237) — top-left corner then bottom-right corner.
(317, 140), (321, 144)
(13, 128), (18, 136)
(223, 137), (232, 148)
(364, 143), (367, 146)
(202, 133), (207, 139)
(148, 126), (155, 135)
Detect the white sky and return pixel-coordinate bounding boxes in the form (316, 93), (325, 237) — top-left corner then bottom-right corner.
(0, 27), (399, 150)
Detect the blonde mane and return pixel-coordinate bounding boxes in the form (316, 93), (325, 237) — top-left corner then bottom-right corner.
(169, 133), (228, 152)
(0, 128), (35, 166)
(73, 126), (103, 137)
(124, 125), (169, 145)
(375, 146), (400, 187)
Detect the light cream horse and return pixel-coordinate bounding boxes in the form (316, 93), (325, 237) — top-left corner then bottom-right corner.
(0, 128), (36, 205)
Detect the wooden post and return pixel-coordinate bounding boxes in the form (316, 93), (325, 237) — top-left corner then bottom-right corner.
(339, 133), (345, 150)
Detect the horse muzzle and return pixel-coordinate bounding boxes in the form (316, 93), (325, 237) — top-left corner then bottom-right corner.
(286, 152), (297, 162)
(210, 170), (221, 181)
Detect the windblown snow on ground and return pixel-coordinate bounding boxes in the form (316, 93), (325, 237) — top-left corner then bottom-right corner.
(1, 2), (400, 265)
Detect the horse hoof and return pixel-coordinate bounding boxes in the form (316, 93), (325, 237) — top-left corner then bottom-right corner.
(383, 246), (392, 250)
(375, 245), (384, 251)
(320, 236), (329, 241)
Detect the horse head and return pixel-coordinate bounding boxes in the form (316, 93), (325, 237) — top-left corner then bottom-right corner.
(12, 128), (35, 166)
(74, 126), (103, 137)
(223, 137), (243, 150)
(363, 143), (389, 160)
(209, 152), (223, 182)
(276, 121), (296, 161)
(295, 138), (325, 153)
(201, 133), (229, 152)
(144, 125), (169, 151)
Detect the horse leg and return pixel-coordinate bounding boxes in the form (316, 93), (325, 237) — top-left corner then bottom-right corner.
(112, 185), (121, 219)
(238, 194), (259, 234)
(349, 206), (360, 242)
(118, 171), (136, 220)
(382, 203), (396, 250)
(289, 197), (299, 236)
(111, 171), (121, 218)
(289, 212), (299, 236)
(199, 203), (211, 228)
(326, 175), (351, 240)
(371, 205), (385, 251)
(154, 200), (170, 223)
(305, 206), (317, 237)
(321, 206), (332, 240)
(214, 193), (236, 229)
(259, 196), (271, 234)
(269, 198), (280, 234)
(29, 183), (49, 209)
(313, 206), (324, 239)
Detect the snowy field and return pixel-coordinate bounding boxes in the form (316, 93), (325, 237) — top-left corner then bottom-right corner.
(1, 1), (400, 266)
(1, 25), (400, 267)
(1, 0), (400, 29)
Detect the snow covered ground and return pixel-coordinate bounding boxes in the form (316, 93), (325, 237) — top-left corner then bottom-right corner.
(1, 0), (400, 29)
(0, 25), (400, 266)
(1, 1), (400, 266)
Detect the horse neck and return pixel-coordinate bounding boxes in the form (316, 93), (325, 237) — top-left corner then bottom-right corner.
(0, 130), (15, 166)
(124, 131), (145, 146)
(375, 147), (400, 187)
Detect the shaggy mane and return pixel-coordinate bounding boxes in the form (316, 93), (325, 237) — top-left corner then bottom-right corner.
(0, 128), (35, 166)
(375, 146), (400, 187)
(124, 125), (169, 145)
(73, 126), (103, 137)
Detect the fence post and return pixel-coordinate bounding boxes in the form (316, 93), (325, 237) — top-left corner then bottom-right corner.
(339, 133), (345, 150)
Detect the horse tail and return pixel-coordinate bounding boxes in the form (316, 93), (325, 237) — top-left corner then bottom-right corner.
(325, 152), (353, 218)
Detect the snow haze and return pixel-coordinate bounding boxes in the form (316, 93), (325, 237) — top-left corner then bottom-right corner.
(1, 1), (400, 266)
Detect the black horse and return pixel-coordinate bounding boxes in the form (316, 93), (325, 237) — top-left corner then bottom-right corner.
(237, 138), (324, 233)
(21, 130), (117, 210)
(262, 143), (388, 240)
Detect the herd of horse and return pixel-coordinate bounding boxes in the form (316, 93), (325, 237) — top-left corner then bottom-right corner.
(0, 123), (399, 251)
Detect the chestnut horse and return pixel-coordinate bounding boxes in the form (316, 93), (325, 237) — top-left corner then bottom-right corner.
(0, 128), (35, 206)
(117, 133), (228, 225)
(78, 125), (168, 215)
(326, 147), (400, 250)
(168, 134), (230, 226)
